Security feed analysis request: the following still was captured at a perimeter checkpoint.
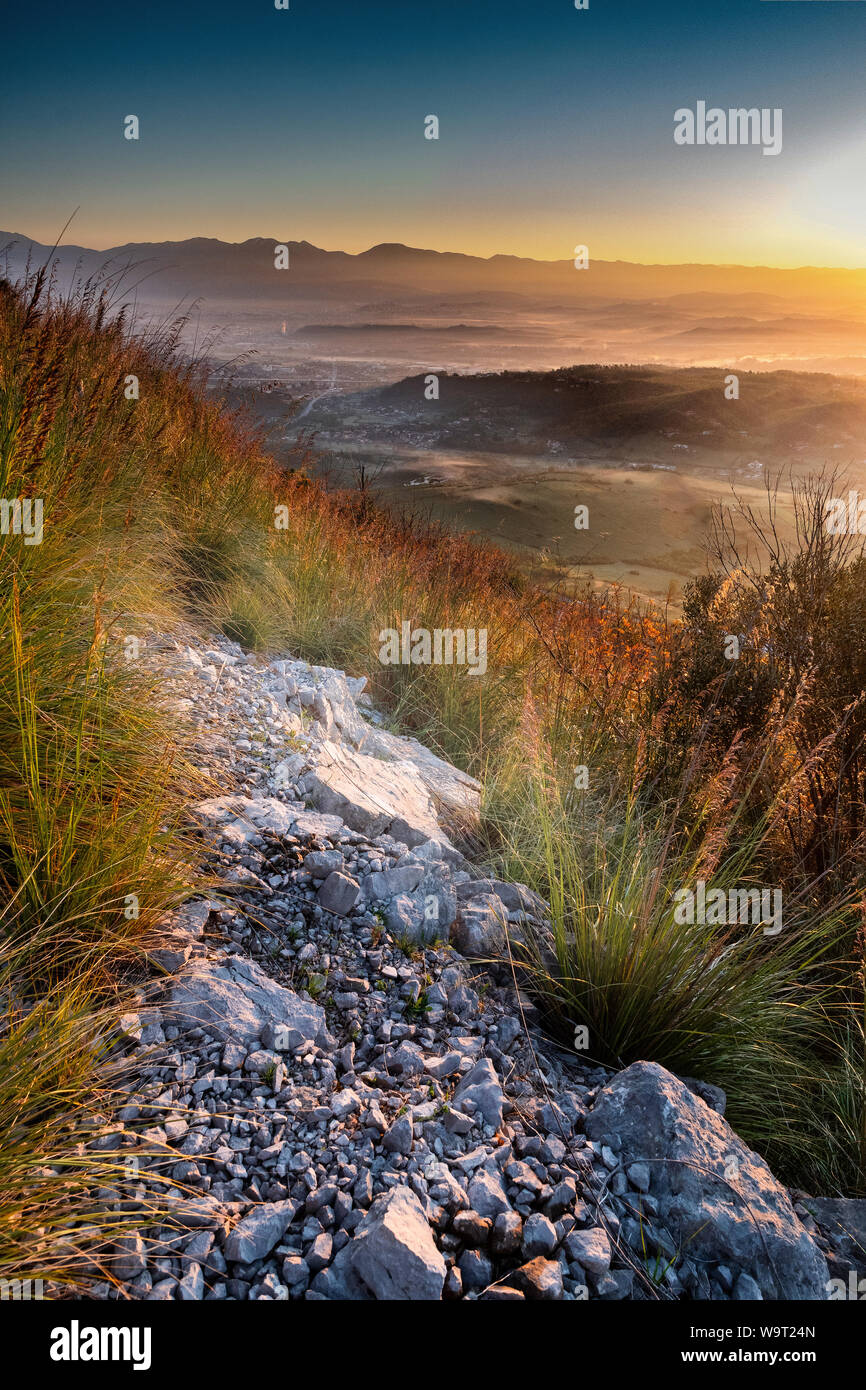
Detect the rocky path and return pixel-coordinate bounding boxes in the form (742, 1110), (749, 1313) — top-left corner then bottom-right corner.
(93, 630), (852, 1301)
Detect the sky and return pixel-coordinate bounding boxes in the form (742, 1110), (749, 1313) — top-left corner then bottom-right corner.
(2, 0), (866, 267)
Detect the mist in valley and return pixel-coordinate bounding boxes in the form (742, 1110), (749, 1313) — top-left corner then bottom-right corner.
(8, 229), (866, 606)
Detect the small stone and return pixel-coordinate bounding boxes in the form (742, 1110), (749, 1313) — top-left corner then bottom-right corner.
(453, 1058), (504, 1131)
(306, 1233), (333, 1274)
(425, 1052), (463, 1081)
(544, 1179), (577, 1220)
(330, 1089), (360, 1120)
(112, 1233), (147, 1281)
(442, 1107), (474, 1135)
(317, 871), (361, 916)
(282, 1256), (309, 1288)
(565, 1226), (611, 1278)
(146, 1278), (177, 1300)
(458, 1248), (493, 1292)
(595, 1269), (634, 1300)
(491, 1210), (523, 1256)
(733, 1271), (764, 1300)
(177, 1261), (204, 1300)
(224, 1200), (297, 1263)
(522, 1212), (558, 1259)
(452, 1211), (492, 1247)
(627, 1161), (651, 1193)
(467, 1168), (511, 1220)
(539, 1136), (567, 1165)
(510, 1257), (563, 1301)
(382, 1113), (414, 1155)
(304, 850), (344, 878)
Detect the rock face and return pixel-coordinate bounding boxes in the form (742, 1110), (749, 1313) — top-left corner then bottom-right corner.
(168, 956), (329, 1049)
(304, 741), (444, 848)
(584, 1062), (829, 1300)
(361, 726), (482, 820)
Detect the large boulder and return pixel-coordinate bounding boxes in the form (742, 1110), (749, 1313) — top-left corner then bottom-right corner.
(168, 956), (330, 1049)
(319, 1188), (446, 1300)
(363, 854), (457, 944)
(304, 741), (443, 846)
(585, 1062), (829, 1300)
(360, 726), (482, 821)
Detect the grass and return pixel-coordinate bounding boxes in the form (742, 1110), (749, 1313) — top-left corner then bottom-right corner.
(491, 758), (860, 1185)
(0, 260), (864, 1299)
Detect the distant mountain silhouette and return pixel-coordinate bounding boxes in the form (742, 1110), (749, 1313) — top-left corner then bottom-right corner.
(3, 231), (866, 309)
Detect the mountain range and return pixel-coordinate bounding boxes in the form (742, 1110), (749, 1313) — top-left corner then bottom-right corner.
(4, 231), (866, 309)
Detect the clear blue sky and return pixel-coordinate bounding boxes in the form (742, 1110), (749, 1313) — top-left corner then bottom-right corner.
(2, 0), (866, 264)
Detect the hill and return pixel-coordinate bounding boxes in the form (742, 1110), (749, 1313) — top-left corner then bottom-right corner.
(1, 271), (865, 1306)
(307, 363), (866, 458)
(294, 363), (866, 605)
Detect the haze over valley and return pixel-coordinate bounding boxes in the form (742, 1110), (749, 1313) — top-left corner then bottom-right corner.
(8, 229), (866, 604)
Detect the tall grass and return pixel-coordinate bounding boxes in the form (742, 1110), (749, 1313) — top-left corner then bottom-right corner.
(0, 267), (204, 1288)
(488, 732), (861, 1188)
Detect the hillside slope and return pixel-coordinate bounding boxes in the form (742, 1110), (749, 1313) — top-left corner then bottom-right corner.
(1, 273), (864, 1301)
